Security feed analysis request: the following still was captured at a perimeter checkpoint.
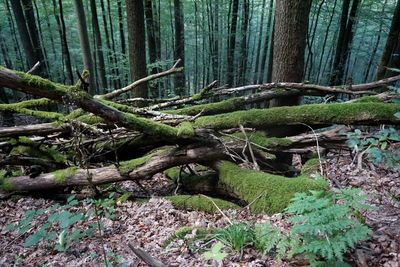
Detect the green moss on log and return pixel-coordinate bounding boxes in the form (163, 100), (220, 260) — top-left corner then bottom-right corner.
(16, 70), (70, 94)
(194, 103), (400, 130)
(0, 170), (14, 191)
(119, 154), (153, 176)
(165, 195), (239, 213)
(52, 167), (78, 185)
(352, 96), (383, 103)
(170, 98), (244, 116)
(164, 167), (181, 182)
(119, 147), (171, 176)
(123, 112), (179, 138)
(218, 161), (327, 214)
(177, 122), (195, 137)
(0, 102), (64, 121)
(301, 158), (321, 176)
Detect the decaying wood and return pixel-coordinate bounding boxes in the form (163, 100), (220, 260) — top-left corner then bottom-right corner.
(97, 59), (183, 100)
(3, 146), (228, 192)
(0, 123), (70, 138)
(128, 243), (167, 267)
(0, 65), (399, 194)
(216, 74), (400, 95)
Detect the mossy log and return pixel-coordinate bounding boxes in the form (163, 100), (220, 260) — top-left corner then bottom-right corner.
(165, 195), (239, 213)
(0, 67), (180, 139)
(194, 103), (400, 130)
(215, 161), (327, 214)
(0, 123), (70, 138)
(0, 146), (229, 192)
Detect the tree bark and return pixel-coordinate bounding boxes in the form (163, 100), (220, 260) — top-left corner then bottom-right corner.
(89, 0), (107, 91)
(126, 0), (148, 98)
(173, 0), (186, 96)
(270, 0), (312, 106)
(73, 0), (96, 95)
(330, 0), (360, 85)
(10, 0), (47, 76)
(226, 0), (239, 87)
(376, 0), (400, 80)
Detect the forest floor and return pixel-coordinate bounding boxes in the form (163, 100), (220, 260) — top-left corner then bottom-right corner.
(0, 150), (399, 267)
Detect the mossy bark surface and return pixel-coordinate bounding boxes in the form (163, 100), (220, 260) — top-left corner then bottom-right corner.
(194, 103), (400, 130)
(165, 194), (239, 213)
(217, 161), (327, 214)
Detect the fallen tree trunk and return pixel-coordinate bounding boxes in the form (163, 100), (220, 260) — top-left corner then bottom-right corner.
(0, 123), (70, 138)
(193, 103), (400, 130)
(1, 146), (228, 192)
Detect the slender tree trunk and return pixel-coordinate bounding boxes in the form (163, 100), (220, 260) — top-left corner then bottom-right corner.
(330, 0), (360, 85)
(117, 0), (126, 56)
(144, 0), (161, 97)
(386, 35), (400, 78)
(54, 0), (73, 84)
(259, 0), (274, 83)
(73, 0), (96, 95)
(238, 0), (250, 85)
(89, 0), (107, 91)
(5, 0), (25, 70)
(194, 1), (198, 91)
(32, 0), (50, 78)
(316, 0), (337, 84)
(253, 0), (267, 83)
(305, 0), (325, 81)
(126, 0), (148, 98)
(10, 0), (46, 76)
(226, 0), (239, 86)
(364, 0), (387, 82)
(107, 0), (121, 88)
(376, 0), (400, 80)
(173, 0), (185, 95)
(100, 0), (117, 89)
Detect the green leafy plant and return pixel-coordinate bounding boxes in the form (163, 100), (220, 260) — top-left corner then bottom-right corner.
(214, 222), (253, 251)
(346, 128), (400, 170)
(285, 189), (372, 265)
(253, 221), (280, 254)
(6, 194), (116, 253)
(202, 241), (229, 262)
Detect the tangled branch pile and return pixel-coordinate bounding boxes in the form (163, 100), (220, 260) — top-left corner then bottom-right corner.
(0, 63), (399, 214)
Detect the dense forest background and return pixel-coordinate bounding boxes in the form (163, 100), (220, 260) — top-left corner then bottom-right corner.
(0, 0), (399, 99)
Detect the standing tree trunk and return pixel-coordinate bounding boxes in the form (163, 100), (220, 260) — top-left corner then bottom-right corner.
(363, 0), (387, 82)
(10, 0), (47, 77)
(144, 0), (161, 97)
(126, 0), (148, 98)
(89, 0), (107, 91)
(270, 0), (312, 106)
(376, 0), (400, 80)
(253, 0), (267, 83)
(73, 0), (96, 95)
(238, 0), (250, 85)
(174, 0), (185, 96)
(259, 0), (274, 84)
(329, 0), (360, 85)
(55, 0), (74, 84)
(269, 0), (312, 166)
(5, 0), (26, 70)
(226, 0), (239, 86)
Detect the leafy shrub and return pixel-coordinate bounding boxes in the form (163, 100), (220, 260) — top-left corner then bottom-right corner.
(6, 194), (116, 252)
(253, 221), (280, 254)
(285, 189), (372, 265)
(195, 189), (372, 266)
(346, 128), (400, 170)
